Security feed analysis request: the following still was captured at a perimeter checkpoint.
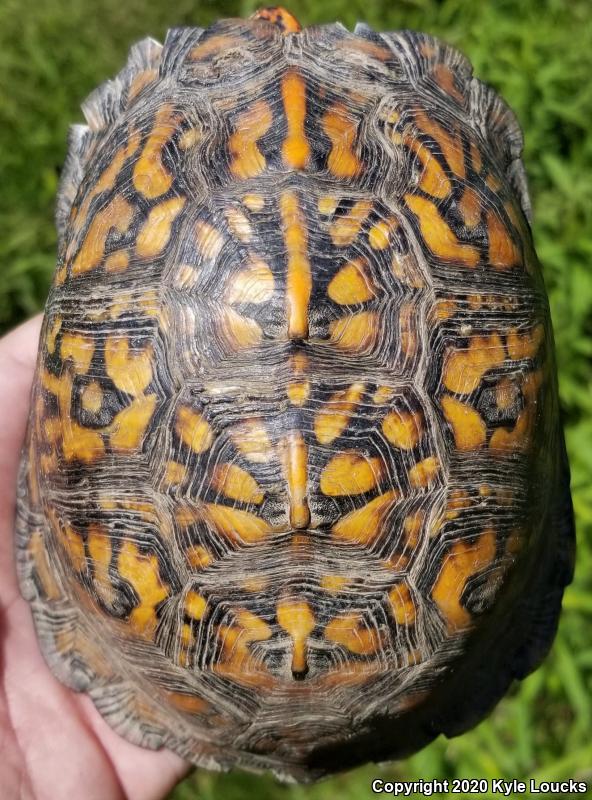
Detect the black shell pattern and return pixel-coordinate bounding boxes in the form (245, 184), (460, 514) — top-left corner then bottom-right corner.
(16, 14), (574, 782)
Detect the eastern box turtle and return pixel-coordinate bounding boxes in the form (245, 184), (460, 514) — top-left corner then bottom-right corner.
(16, 6), (575, 782)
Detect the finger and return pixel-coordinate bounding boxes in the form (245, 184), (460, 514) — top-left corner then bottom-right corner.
(0, 314), (43, 509)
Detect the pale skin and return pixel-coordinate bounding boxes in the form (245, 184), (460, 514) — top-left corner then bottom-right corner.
(0, 316), (190, 800)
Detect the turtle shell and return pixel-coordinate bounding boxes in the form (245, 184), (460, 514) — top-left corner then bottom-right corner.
(16, 7), (574, 782)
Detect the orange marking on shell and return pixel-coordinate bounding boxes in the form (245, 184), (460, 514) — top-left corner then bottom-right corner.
(281, 70), (310, 169)
(408, 456), (440, 488)
(225, 207), (253, 243)
(441, 394), (486, 450)
(320, 575), (349, 593)
(251, 7), (302, 33)
(287, 352), (310, 406)
(71, 194), (134, 275)
(277, 598), (315, 677)
(195, 221), (225, 261)
(490, 371), (542, 453)
(495, 377), (520, 412)
(280, 189), (311, 339)
(231, 418), (272, 462)
(59, 520), (86, 573)
(104, 337), (153, 396)
(166, 692), (208, 715)
(329, 310), (378, 353)
(229, 100), (273, 179)
(132, 104), (177, 199)
(104, 250), (130, 273)
(388, 582), (416, 625)
(220, 307), (263, 349)
(332, 490), (398, 545)
(405, 194), (479, 266)
(211, 463), (264, 504)
(185, 590), (207, 620)
(324, 613), (381, 655)
(314, 382), (365, 445)
(109, 394), (157, 452)
(174, 406), (213, 453)
(415, 109), (465, 179)
(118, 540), (169, 638)
(404, 136), (451, 199)
(242, 193), (265, 212)
(322, 103), (362, 178)
(185, 545), (213, 569)
(458, 187), (482, 228)
(43, 367), (104, 463)
(60, 332), (95, 374)
(163, 460), (187, 486)
(205, 504), (271, 544)
(87, 523), (117, 609)
(136, 196), (186, 258)
(215, 609), (273, 686)
(46, 317), (62, 355)
(432, 63), (464, 104)
(189, 34), (245, 61)
(382, 409), (423, 450)
(128, 68), (158, 104)
(279, 432), (310, 529)
(443, 333), (506, 394)
(487, 210), (522, 269)
(226, 258), (275, 304)
(318, 194), (339, 216)
(329, 199), (373, 246)
(320, 451), (384, 496)
(431, 529), (496, 631)
(470, 140), (483, 173)
(507, 324), (545, 360)
(368, 219), (397, 250)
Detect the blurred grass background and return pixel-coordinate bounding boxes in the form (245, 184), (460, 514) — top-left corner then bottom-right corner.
(1, 0), (591, 796)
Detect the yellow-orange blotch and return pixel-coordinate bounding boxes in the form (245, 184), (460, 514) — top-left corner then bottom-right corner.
(132, 104), (177, 199)
(324, 613), (380, 655)
(443, 333), (506, 394)
(212, 463), (264, 504)
(388, 582), (416, 625)
(314, 382), (365, 445)
(329, 199), (373, 246)
(104, 337), (153, 396)
(204, 504), (271, 544)
(328, 259), (375, 305)
(405, 194), (479, 267)
(60, 333), (95, 374)
(329, 310), (377, 353)
(72, 195), (134, 275)
(431, 529), (496, 631)
(332, 490), (398, 545)
(487, 210), (522, 269)
(320, 451), (384, 496)
(231, 418), (272, 462)
(441, 394), (486, 450)
(226, 259), (275, 305)
(229, 100), (273, 179)
(174, 406), (214, 453)
(118, 540), (169, 637)
(185, 590), (207, 620)
(110, 394), (157, 452)
(322, 103), (362, 178)
(277, 598), (315, 676)
(136, 197), (186, 259)
(408, 456), (440, 488)
(507, 324), (544, 360)
(382, 409), (423, 450)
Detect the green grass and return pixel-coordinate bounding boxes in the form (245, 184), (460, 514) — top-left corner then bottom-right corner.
(2, 0), (591, 796)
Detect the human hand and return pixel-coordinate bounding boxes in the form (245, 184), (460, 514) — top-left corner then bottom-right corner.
(0, 316), (190, 800)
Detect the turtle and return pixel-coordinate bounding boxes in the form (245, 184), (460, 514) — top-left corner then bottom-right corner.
(16, 5), (575, 783)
